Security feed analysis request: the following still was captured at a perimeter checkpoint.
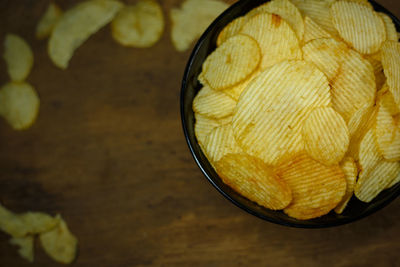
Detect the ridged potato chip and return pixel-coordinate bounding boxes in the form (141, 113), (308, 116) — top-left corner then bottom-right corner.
(215, 153), (292, 210)
(381, 41), (400, 110)
(48, 0), (123, 69)
(303, 16), (332, 43)
(331, 1), (386, 54)
(36, 3), (62, 40)
(170, 0), (228, 51)
(365, 55), (386, 91)
(222, 69), (261, 101)
(335, 157), (358, 214)
(111, 0), (164, 48)
(302, 107), (349, 165)
(10, 236), (34, 262)
(275, 153), (346, 220)
(40, 216), (78, 264)
(379, 12), (398, 42)
(377, 84), (400, 116)
(0, 82), (40, 130)
(232, 60), (331, 165)
(201, 34), (260, 90)
(358, 129), (381, 176)
(3, 34), (34, 82)
(216, 16), (247, 46)
(193, 86), (236, 119)
(240, 12), (301, 70)
(387, 170), (400, 189)
(194, 113), (232, 148)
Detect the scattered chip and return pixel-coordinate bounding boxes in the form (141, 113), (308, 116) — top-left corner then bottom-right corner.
(9, 236), (34, 262)
(335, 157), (358, 214)
(216, 16), (247, 46)
(193, 86), (236, 119)
(331, 1), (386, 54)
(216, 153), (292, 210)
(170, 0), (229, 51)
(381, 41), (400, 110)
(111, 0), (164, 48)
(48, 0), (123, 69)
(303, 16), (332, 43)
(3, 34), (34, 82)
(302, 107), (349, 165)
(40, 216), (78, 264)
(379, 12), (398, 42)
(0, 82), (40, 130)
(36, 2), (63, 40)
(275, 153), (346, 220)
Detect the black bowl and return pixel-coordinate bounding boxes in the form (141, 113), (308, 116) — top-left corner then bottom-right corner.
(181, 0), (400, 228)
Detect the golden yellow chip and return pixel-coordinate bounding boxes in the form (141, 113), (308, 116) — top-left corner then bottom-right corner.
(302, 107), (349, 165)
(222, 69), (260, 101)
(216, 16), (247, 46)
(36, 3), (63, 40)
(379, 12), (398, 42)
(201, 34), (260, 90)
(365, 54), (386, 91)
(386, 170), (400, 189)
(215, 153), (292, 210)
(381, 41), (400, 110)
(232, 60), (331, 165)
(3, 34), (34, 82)
(331, 1), (386, 54)
(193, 86), (236, 119)
(240, 12), (301, 70)
(377, 84), (400, 116)
(275, 153), (346, 220)
(48, 0), (123, 69)
(111, 0), (164, 48)
(303, 16), (332, 43)
(9, 236), (34, 262)
(335, 157), (358, 214)
(170, 0), (229, 51)
(0, 82), (40, 130)
(40, 216), (78, 264)
(194, 113), (232, 148)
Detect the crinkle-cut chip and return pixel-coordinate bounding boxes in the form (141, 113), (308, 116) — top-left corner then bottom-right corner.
(386, 169), (400, 189)
(193, 86), (236, 119)
(359, 129), (381, 176)
(379, 13), (398, 41)
(215, 153), (292, 210)
(381, 41), (400, 110)
(303, 38), (376, 122)
(335, 157), (357, 214)
(48, 0), (123, 69)
(194, 113), (232, 149)
(290, 0), (337, 35)
(36, 3), (63, 40)
(0, 82), (40, 130)
(40, 216), (78, 264)
(303, 16), (332, 43)
(347, 105), (377, 160)
(375, 97), (400, 161)
(217, 16), (248, 46)
(232, 60), (331, 166)
(240, 12), (301, 70)
(331, 1), (386, 54)
(3, 34), (34, 82)
(223, 69), (261, 101)
(348, 0), (373, 8)
(365, 54), (386, 90)
(201, 34), (261, 90)
(302, 107), (349, 165)
(355, 159), (400, 202)
(203, 124), (242, 163)
(111, 0), (164, 48)
(275, 153), (346, 220)
(170, 0), (229, 51)
(377, 84), (400, 116)
(10, 236), (34, 262)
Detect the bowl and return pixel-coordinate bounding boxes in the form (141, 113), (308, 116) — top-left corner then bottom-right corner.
(180, 0), (400, 228)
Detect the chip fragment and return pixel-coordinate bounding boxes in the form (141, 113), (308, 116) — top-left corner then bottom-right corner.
(36, 3), (63, 40)
(193, 86), (236, 119)
(335, 157), (358, 214)
(9, 236), (34, 262)
(215, 153), (292, 210)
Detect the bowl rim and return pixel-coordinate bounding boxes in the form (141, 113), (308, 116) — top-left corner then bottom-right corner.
(180, 0), (400, 228)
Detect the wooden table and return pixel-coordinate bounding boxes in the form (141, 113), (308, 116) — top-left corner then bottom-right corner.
(0, 0), (399, 266)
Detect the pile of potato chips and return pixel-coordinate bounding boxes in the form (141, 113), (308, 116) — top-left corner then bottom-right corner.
(193, 0), (400, 220)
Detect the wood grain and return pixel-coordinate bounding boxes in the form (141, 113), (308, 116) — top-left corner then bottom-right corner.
(0, 0), (399, 266)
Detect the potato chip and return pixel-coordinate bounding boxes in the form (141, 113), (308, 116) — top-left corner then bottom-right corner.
(335, 157), (357, 214)
(331, 1), (386, 54)
(359, 129), (381, 175)
(377, 84), (400, 116)
(40, 216), (78, 264)
(240, 12), (301, 70)
(201, 34), (260, 90)
(386, 170), (400, 189)
(0, 82), (40, 130)
(36, 3), (63, 40)
(275, 153), (346, 220)
(215, 153), (292, 210)
(216, 16), (247, 46)
(3, 34), (34, 82)
(111, 0), (164, 48)
(302, 107), (349, 165)
(232, 60), (331, 165)
(381, 41), (400, 110)
(194, 113), (232, 148)
(48, 0), (123, 69)
(193, 86), (236, 119)
(10, 236), (34, 262)
(379, 13), (398, 42)
(222, 69), (260, 101)
(303, 16), (332, 43)
(170, 0), (229, 51)
(365, 54), (386, 90)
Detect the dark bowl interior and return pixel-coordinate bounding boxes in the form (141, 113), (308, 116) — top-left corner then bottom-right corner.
(181, 0), (400, 228)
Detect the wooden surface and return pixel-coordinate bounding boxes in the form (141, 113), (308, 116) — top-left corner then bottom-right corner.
(0, 0), (399, 266)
